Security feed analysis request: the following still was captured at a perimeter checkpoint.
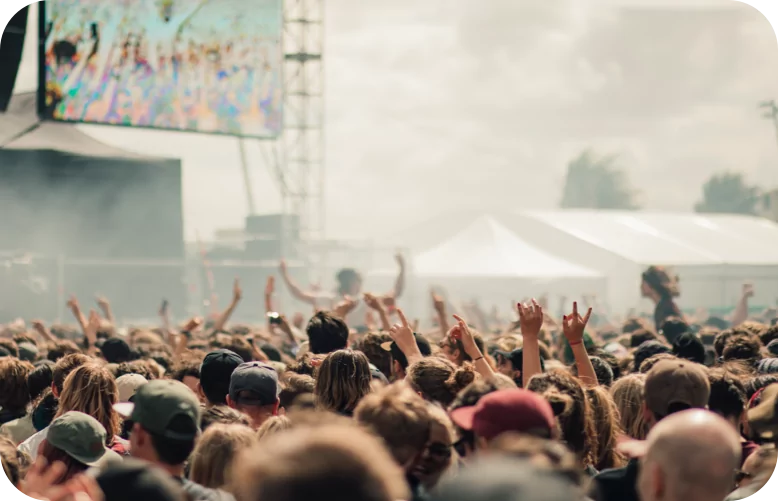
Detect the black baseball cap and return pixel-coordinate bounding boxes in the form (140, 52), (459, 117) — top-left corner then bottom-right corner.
(672, 332), (705, 365)
(380, 334), (432, 369)
(229, 362), (279, 406)
(200, 349), (244, 403)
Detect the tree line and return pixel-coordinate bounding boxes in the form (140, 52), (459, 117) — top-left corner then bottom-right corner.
(559, 150), (764, 215)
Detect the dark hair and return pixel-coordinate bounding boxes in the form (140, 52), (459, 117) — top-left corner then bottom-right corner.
(630, 329), (658, 348)
(28, 361), (54, 400)
(639, 353), (677, 374)
(52, 354), (90, 395)
(146, 415), (198, 465)
(452, 332), (486, 363)
(279, 374), (315, 410)
(390, 334), (432, 370)
(642, 266), (679, 298)
(572, 356), (613, 387)
(228, 336), (254, 363)
(200, 405), (251, 434)
(660, 317), (689, 345)
(306, 312), (349, 355)
(315, 350), (372, 415)
(31, 388), (58, 431)
(335, 268), (362, 295)
(759, 324), (778, 346)
(592, 350), (621, 381)
(0, 358), (33, 413)
(707, 369), (746, 420)
(633, 341), (672, 372)
(622, 318), (651, 335)
(714, 328), (748, 358)
(45, 340), (81, 363)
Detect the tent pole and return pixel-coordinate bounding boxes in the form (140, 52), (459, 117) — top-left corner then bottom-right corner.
(238, 138), (256, 215)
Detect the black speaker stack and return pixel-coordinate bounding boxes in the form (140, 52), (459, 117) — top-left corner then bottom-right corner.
(0, 5), (27, 112)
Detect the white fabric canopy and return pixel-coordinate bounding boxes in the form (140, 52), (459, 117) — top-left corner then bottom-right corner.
(413, 216), (601, 279)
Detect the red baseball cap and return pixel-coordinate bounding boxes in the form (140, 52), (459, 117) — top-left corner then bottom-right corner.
(450, 389), (556, 441)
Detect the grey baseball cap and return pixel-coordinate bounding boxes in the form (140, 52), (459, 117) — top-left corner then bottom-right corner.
(47, 411), (120, 467)
(229, 362), (279, 406)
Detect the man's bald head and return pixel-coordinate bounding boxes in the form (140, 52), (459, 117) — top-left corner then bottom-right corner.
(637, 409), (741, 501)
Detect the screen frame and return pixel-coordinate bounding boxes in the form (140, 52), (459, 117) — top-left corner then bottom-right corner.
(36, 0), (285, 139)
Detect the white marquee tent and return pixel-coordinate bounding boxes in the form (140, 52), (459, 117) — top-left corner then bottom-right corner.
(504, 210), (778, 315)
(370, 216), (605, 316)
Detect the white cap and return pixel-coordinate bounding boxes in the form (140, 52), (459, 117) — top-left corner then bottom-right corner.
(115, 374), (148, 403)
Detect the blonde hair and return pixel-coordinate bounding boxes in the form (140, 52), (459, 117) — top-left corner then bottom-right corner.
(256, 415), (292, 442)
(354, 383), (432, 467)
(314, 349), (372, 415)
(56, 364), (120, 441)
(586, 385), (627, 470)
(190, 423), (256, 491)
(407, 358), (476, 406)
(610, 373), (648, 440)
(231, 424), (408, 501)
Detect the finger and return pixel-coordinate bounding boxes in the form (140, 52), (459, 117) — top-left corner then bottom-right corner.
(531, 298), (541, 313)
(583, 307), (593, 325)
(572, 301), (578, 317)
(396, 308), (410, 328)
(516, 303), (525, 320)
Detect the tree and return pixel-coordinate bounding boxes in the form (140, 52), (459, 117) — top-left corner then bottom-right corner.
(694, 172), (760, 215)
(560, 150), (639, 210)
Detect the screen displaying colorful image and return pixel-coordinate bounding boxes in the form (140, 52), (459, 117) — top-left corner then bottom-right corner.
(40, 0), (283, 137)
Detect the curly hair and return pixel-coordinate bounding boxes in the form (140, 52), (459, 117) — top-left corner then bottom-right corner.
(287, 352), (324, 378)
(526, 370), (596, 467)
(407, 358), (476, 407)
(353, 332), (393, 378)
(721, 334), (763, 366)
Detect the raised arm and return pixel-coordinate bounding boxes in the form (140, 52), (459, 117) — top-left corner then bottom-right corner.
(390, 253), (406, 299)
(563, 302), (598, 387)
(279, 259), (320, 305)
(389, 308), (424, 368)
(432, 290), (450, 336)
(96, 296), (116, 326)
(451, 314), (494, 380)
(731, 283), (753, 327)
(210, 279), (242, 333)
(364, 293), (392, 331)
(66, 295), (89, 337)
(520, 299), (544, 388)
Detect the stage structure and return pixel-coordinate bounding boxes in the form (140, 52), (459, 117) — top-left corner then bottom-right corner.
(247, 0), (325, 275)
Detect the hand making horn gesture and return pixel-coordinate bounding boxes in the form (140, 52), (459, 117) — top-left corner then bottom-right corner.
(562, 301), (592, 346)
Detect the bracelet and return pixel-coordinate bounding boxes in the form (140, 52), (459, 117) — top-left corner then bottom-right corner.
(569, 341), (583, 346)
(473, 356), (484, 362)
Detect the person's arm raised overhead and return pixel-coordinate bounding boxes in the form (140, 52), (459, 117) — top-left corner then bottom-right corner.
(210, 278), (242, 333)
(364, 292), (392, 331)
(731, 283), (753, 328)
(563, 302), (598, 387)
(83, 310), (100, 357)
(389, 308), (423, 368)
(31, 319), (57, 343)
(520, 299), (544, 388)
(95, 295), (116, 327)
(264, 275), (276, 328)
(388, 253), (406, 301)
(66, 295), (89, 338)
(332, 295), (359, 320)
(452, 314), (494, 380)
(279, 259), (320, 305)
(432, 290), (450, 336)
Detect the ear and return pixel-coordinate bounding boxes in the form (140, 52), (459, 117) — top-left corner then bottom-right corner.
(132, 423), (146, 446)
(196, 381), (205, 400)
(272, 401), (280, 416)
(642, 401), (656, 429)
(51, 382), (59, 398)
(226, 395), (236, 409)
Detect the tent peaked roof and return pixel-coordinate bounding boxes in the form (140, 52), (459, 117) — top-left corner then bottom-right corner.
(413, 216), (601, 279)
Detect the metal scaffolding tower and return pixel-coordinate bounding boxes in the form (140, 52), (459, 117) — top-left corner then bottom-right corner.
(266, 0), (325, 250)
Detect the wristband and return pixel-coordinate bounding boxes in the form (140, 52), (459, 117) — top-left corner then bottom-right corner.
(569, 340), (583, 346)
(473, 356), (484, 362)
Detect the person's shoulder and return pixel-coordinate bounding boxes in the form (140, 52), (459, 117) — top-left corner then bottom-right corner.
(593, 465), (629, 482)
(180, 479), (235, 501)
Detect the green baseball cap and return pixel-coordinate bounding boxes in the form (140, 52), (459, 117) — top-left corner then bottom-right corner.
(47, 411), (116, 467)
(114, 380), (201, 441)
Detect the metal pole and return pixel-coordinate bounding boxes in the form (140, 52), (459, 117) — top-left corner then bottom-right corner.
(238, 138), (256, 215)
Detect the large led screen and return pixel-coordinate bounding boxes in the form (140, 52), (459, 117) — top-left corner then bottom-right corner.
(39, 0), (283, 137)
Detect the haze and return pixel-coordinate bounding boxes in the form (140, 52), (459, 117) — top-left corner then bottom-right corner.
(13, 0), (778, 243)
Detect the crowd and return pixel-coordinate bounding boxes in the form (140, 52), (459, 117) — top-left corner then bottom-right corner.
(1, 263), (777, 501)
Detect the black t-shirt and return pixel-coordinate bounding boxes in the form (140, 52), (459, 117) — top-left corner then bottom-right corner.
(654, 296), (681, 333)
(590, 458), (640, 501)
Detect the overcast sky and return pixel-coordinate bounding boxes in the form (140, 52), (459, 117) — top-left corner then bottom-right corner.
(14, 0), (778, 243)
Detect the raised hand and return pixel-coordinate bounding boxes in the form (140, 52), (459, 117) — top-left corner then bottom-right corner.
(743, 283), (754, 298)
(85, 310), (100, 345)
(518, 299), (543, 339)
(389, 308), (421, 359)
(182, 316), (203, 333)
(66, 295), (80, 311)
(333, 295), (358, 319)
(432, 290), (446, 313)
(232, 279), (243, 303)
(363, 292), (385, 312)
(95, 296), (110, 309)
(279, 259), (288, 273)
(562, 301), (592, 345)
(451, 314), (481, 359)
(265, 276), (275, 297)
